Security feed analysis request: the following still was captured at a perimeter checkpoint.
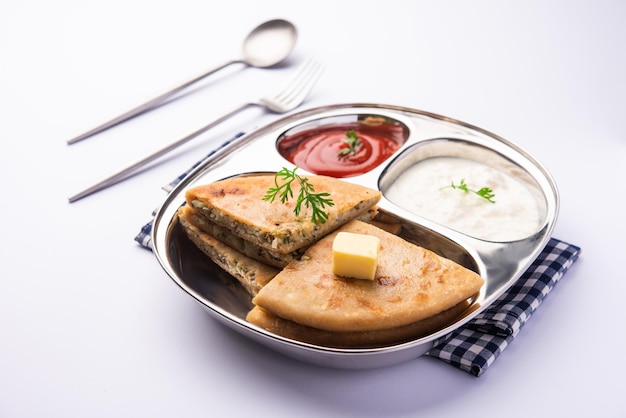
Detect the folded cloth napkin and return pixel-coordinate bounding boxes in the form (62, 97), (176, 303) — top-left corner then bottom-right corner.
(426, 238), (580, 376)
(135, 133), (581, 377)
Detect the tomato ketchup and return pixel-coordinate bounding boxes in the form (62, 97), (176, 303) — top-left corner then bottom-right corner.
(278, 118), (407, 178)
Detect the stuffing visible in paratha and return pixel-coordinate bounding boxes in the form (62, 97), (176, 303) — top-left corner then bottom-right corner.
(177, 207), (279, 296)
(183, 204), (379, 268)
(185, 174), (382, 255)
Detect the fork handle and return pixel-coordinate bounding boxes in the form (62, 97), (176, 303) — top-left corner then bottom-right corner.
(67, 59), (243, 145)
(68, 101), (256, 203)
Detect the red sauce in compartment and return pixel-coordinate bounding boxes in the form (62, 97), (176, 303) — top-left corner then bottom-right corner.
(278, 120), (407, 178)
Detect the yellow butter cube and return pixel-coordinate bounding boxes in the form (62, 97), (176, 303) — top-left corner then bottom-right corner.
(332, 232), (380, 280)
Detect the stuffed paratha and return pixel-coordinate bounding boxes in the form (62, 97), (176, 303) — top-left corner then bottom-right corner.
(177, 207), (279, 296)
(185, 174), (381, 255)
(251, 220), (484, 333)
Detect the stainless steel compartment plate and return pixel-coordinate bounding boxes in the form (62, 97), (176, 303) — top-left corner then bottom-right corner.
(151, 103), (559, 369)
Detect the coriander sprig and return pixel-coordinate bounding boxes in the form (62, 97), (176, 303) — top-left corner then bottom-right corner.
(441, 179), (496, 203)
(263, 167), (335, 224)
(337, 130), (362, 159)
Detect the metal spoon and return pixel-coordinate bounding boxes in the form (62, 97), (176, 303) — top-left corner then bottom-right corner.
(66, 19), (298, 145)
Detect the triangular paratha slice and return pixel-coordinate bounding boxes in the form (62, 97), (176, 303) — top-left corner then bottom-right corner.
(251, 220), (484, 333)
(182, 204), (379, 268)
(185, 173), (381, 255)
(177, 207), (279, 296)
(180, 205), (306, 268)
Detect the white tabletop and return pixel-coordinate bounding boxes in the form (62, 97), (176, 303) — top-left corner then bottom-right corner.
(1, 1), (624, 416)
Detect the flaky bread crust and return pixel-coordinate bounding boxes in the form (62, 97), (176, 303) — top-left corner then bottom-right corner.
(185, 174), (381, 255)
(252, 220), (484, 332)
(177, 207), (279, 296)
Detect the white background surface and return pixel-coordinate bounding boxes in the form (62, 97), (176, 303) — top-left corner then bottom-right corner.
(1, 1), (624, 417)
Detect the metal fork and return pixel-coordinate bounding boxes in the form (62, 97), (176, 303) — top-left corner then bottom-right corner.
(68, 59), (324, 203)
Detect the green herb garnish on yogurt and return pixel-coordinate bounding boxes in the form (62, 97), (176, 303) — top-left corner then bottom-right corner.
(441, 179), (496, 203)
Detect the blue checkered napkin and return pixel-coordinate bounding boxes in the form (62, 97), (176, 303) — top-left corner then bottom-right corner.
(426, 238), (580, 376)
(134, 134), (581, 376)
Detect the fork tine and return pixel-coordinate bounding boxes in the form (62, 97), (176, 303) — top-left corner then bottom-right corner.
(273, 58), (316, 100)
(281, 59), (323, 104)
(266, 58), (324, 111)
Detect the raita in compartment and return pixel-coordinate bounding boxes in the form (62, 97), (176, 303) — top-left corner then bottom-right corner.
(384, 157), (543, 241)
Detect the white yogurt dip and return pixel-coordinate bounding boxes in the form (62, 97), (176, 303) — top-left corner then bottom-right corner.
(385, 157), (542, 241)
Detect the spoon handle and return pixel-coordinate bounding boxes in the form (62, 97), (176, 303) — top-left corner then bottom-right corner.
(66, 59), (243, 145)
(68, 102), (255, 203)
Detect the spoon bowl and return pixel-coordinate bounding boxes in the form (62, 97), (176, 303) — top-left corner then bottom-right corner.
(242, 19), (297, 68)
